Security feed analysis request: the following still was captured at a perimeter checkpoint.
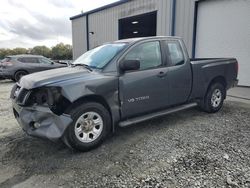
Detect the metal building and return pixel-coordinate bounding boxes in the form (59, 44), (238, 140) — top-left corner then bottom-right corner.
(70, 0), (250, 86)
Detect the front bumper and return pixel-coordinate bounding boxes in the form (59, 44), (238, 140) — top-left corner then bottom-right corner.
(12, 101), (73, 142)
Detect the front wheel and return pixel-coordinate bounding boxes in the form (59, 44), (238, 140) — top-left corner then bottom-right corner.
(64, 102), (111, 151)
(200, 82), (226, 113)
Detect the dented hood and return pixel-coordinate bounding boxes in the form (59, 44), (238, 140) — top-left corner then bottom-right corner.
(20, 67), (92, 89)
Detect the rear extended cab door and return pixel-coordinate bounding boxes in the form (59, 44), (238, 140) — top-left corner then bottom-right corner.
(162, 39), (192, 106)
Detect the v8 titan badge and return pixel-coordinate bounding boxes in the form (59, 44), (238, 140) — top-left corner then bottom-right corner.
(128, 96), (149, 103)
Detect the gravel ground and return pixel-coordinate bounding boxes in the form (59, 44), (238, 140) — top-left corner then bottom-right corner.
(0, 80), (249, 188)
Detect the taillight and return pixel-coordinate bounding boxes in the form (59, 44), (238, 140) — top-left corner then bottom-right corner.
(2, 62), (13, 66)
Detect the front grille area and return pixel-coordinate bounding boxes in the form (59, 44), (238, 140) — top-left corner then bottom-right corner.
(10, 84), (30, 105)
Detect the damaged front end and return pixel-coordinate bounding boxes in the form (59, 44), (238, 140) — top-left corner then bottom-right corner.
(11, 83), (73, 141)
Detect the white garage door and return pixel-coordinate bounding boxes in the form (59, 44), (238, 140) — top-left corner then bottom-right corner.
(195, 0), (250, 86)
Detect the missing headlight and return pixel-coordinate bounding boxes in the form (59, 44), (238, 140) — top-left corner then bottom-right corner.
(35, 90), (49, 105)
(25, 87), (71, 115)
(27, 87), (61, 106)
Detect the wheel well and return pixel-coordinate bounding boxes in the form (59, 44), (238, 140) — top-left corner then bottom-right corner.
(65, 95), (112, 121)
(206, 76), (227, 97)
(199, 76), (227, 107)
(209, 76), (226, 88)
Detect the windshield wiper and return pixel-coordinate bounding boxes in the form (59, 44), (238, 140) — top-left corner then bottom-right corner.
(72, 64), (93, 71)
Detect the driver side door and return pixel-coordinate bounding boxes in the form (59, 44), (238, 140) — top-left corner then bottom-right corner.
(119, 40), (169, 119)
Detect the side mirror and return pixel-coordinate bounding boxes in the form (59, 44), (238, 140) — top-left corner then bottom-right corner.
(120, 60), (140, 72)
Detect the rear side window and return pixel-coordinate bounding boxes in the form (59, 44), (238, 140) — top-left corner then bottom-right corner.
(165, 41), (185, 66)
(18, 57), (38, 63)
(124, 41), (162, 70)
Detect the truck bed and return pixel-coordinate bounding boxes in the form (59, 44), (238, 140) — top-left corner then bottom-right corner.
(189, 58), (238, 101)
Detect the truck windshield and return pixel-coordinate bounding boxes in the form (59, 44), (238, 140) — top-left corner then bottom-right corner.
(73, 43), (127, 69)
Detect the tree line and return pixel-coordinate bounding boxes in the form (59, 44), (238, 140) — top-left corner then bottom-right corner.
(0, 43), (72, 60)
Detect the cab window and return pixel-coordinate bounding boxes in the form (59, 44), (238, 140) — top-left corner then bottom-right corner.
(123, 41), (162, 70)
(165, 41), (185, 66)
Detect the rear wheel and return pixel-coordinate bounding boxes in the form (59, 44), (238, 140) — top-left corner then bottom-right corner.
(64, 102), (111, 151)
(14, 70), (28, 82)
(200, 82), (225, 113)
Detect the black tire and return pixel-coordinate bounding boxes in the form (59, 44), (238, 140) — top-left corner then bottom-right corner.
(64, 102), (111, 151)
(200, 82), (226, 113)
(14, 70), (28, 82)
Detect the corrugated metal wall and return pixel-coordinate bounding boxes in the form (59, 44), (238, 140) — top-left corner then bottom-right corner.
(71, 0), (198, 59)
(175, 0), (196, 56)
(71, 16), (87, 59)
(88, 0), (172, 49)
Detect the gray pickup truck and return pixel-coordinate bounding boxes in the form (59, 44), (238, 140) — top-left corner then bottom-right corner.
(11, 36), (238, 151)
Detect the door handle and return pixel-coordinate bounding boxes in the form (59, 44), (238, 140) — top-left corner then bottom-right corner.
(157, 71), (167, 78)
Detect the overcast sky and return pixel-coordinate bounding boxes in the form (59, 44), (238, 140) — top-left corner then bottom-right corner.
(0, 0), (119, 49)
